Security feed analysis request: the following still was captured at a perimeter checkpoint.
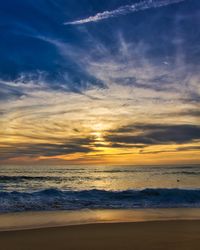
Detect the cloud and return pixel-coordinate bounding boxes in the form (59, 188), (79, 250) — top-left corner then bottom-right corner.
(0, 81), (24, 101)
(139, 145), (200, 154)
(64, 0), (186, 25)
(1, 10), (200, 163)
(157, 110), (200, 118)
(0, 74), (199, 162)
(106, 124), (200, 146)
(0, 33), (199, 162)
(0, 138), (95, 160)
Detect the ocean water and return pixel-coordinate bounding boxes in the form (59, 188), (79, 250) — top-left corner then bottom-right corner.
(0, 165), (199, 212)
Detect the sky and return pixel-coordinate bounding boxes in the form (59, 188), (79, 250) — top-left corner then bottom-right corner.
(0, 0), (200, 166)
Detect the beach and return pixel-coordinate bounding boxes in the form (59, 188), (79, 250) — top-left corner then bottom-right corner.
(0, 220), (200, 250)
(0, 209), (200, 250)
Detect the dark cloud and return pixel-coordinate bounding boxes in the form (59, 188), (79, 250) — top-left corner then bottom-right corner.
(111, 74), (176, 92)
(154, 110), (200, 119)
(0, 138), (94, 160)
(0, 81), (25, 101)
(109, 143), (145, 149)
(176, 145), (200, 152)
(106, 124), (200, 146)
(140, 145), (200, 155)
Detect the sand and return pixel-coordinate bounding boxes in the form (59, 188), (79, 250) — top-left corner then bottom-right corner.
(0, 220), (200, 250)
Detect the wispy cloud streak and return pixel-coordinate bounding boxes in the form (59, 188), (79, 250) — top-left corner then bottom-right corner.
(64, 0), (186, 25)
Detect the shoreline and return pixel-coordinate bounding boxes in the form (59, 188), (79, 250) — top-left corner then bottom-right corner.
(0, 220), (200, 250)
(0, 208), (200, 232)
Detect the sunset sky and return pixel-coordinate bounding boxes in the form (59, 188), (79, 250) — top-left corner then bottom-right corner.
(0, 0), (200, 165)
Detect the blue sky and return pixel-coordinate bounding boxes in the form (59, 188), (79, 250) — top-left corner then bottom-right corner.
(1, 0), (199, 86)
(0, 0), (200, 165)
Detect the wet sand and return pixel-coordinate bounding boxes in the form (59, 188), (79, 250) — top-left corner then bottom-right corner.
(0, 220), (200, 250)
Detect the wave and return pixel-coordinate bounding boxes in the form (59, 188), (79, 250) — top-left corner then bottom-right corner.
(0, 176), (54, 181)
(0, 175), (98, 182)
(0, 188), (200, 212)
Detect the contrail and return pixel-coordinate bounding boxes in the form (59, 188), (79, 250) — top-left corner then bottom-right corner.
(64, 0), (186, 25)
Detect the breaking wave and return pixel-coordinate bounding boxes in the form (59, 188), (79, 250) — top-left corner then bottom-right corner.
(0, 188), (200, 212)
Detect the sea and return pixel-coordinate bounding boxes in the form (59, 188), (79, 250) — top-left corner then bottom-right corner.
(0, 164), (200, 213)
